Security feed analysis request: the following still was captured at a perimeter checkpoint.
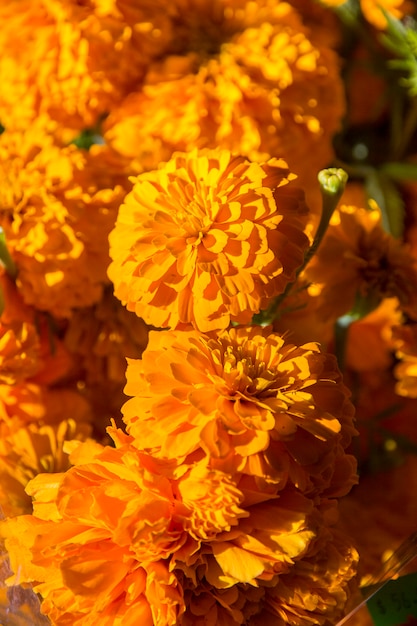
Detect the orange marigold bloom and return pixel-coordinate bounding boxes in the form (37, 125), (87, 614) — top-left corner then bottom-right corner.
(103, 0), (345, 190)
(0, 440), (186, 625)
(0, 0), (173, 135)
(122, 325), (357, 496)
(0, 414), (358, 625)
(108, 149), (309, 332)
(0, 126), (128, 317)
(303, 203), (417, 324)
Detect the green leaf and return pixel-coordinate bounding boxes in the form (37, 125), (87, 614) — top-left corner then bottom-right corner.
(380, 12), (417, 97)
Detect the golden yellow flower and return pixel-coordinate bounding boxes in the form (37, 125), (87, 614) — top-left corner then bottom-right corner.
(0, 439), (186, 625)
(0, 412), (358, 624)
(104, 0), (345, 190)
(109, 431), (323, 601)
(108, 148), (309, 332)
(0, 0), (173, 135)
(303, 203), (417, 324)
(0, 126), (127, 317)
(122, 325), (357, 495)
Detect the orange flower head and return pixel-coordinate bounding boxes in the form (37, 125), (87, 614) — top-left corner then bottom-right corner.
(108, 148), (310, 332)
(122, 325), (357, 497)
(103, 0), (345, 191)
(0, 0), (174, 135)
(0, 126), (128, 317)
(304, 203), (417, 324)
(0, 417), (358, 624)
(0, 439), (185, 625)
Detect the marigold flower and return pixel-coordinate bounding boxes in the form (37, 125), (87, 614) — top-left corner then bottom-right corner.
(303, 203), (417, 324)
(122, 325), (357, 495)
(0, 440), (186, 625)
(0, 126), (127, 317)
(0, 0), (173, 135)
(104, 0), (345, 190)
(108, 148), (309, 332)
(0, 414), (358, 625)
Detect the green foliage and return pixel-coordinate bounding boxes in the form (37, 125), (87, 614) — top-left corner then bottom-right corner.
(380, 12), (417, 97)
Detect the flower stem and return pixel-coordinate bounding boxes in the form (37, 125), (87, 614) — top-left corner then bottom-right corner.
(253, 168), (348, 325)
(304, 168), (349, 270)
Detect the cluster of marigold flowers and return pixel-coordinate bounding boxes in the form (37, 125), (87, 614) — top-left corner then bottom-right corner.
(0, 0), (416, 625)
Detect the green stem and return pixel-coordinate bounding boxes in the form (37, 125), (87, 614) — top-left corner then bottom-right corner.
(252, 168), (348, 325)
